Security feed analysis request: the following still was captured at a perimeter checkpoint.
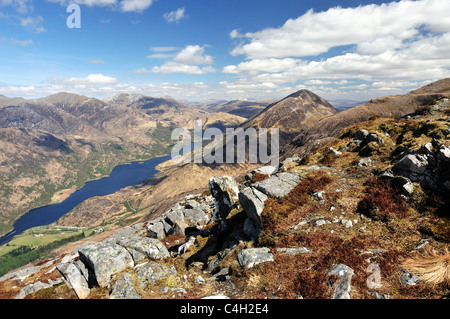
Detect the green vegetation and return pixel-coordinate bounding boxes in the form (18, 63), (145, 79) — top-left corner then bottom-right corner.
(0, 230), (93, 277)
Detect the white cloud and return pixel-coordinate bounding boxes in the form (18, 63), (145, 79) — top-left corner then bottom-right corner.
(49, 74), (120, 85)
(20, 15), (45, 33)
(11, 38), (33, 46)
(223, 58), (300, 74)
(120, 0), (153, 13)
(231, 0), (450, 59)
(222, 0), (450, 100)
(149, 45), (215, 75)
(129, 67), (151, 74)
(173, 45), (213, 65)
(163, 7), (186, 23)
(0, 0), (33, 14)
(46, 0), (154, 13)
(152, 62), (215, 75)
(149, 46), (178, 52)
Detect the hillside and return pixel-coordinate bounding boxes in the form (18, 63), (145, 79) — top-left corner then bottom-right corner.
(192, 99), (277, 119)
(0, 93), (448, 300)
(282, 78), (450, 158)
(0, 93), (245, 236)
(242, 90), (338, 133)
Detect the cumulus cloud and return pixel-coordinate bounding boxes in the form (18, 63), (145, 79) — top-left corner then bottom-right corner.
(224, 0), (450, 99)
(231, 0), (450, 59)
(120, 0), (153, 13)
(163, 7), (186, 23)
(173, 45), (213, 65)
(148, 45), (216, 75)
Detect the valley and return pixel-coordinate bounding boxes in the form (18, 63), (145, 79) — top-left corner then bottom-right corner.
(0, 79), (449, 300)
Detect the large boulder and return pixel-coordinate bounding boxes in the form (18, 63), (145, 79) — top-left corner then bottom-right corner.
(253, 172), (301, 198)
(237, 248), (274, 269)
(393, 154), (428, 176)
(209, 176), (240, 221)
(239, 187), (268, 238)
(116, 236), (169, 261)
(78, 242), (134, 288)
(57, 262), (90, 299)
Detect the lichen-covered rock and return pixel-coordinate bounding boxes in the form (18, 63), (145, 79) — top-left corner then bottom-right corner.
(254, 172), (301, 198)
(109, 272), (141, 299)
(78, 242), (134, 288)
(57, 262), (90, 299)
(237, 248), (274, 269)
(135, 262), (177, 286)
(239, 187), (268, 237)
(116, 236), (169, 261)
(147, 221), (165, 240)
(209, 176), (240, 221)
(393, 154), (428, 176)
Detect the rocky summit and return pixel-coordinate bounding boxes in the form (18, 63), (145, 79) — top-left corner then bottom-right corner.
(0, 81), (449, 300)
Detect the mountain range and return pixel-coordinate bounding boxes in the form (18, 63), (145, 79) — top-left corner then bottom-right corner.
(0, 79), (449, 300)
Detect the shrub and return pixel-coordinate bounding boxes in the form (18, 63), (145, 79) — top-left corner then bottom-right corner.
(357, 177), (408, 221)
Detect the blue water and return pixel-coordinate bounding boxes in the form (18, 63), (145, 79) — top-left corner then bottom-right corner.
(0, 154), (171, 246)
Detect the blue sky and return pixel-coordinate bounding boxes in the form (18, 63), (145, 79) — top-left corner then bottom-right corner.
(0, 0), (449, 101)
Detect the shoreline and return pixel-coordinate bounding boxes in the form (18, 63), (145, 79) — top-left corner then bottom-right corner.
(0, 152), (172, 246)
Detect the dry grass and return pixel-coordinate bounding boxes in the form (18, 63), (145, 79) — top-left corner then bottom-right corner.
(357, 177), (408, 222)
(401, 246), (450, 285)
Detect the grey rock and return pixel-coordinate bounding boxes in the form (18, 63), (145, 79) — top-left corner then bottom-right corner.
(147, 221), (165, 240)
(311, 191), (325, 201)
(368, 291), (391, 299)
(14, 280), (59, 299)
(393, 154), (428, 175)
(78, 242), (134, 288)
(243, 218), (259, 240)
(358, 157), (376, 167)
(276, 247), (312, 255)
(135, 262), (177, 286)
(326, 264), (354, 299)
(366, 133), (384, 145)
(165, 208), (185, 226)
(178, 236), (196, 255)
(252, 165), (278, 176)
(209, 176), (240, 221)
(183, 207), (211, 226)
(213, 267), (231, 281)
(116, 235), (169, 261)
(173, 219), (189, 236)
(296, 215), (325, 227)
(329, 147), (342, 156)
(110, 272), (141, 299)
(354, 129), (369, 141)
(254, 172), (301, 198)
(239, 187), (268, 234)
(400, 269), (419, 286)
(237, 248), (274, 269)
(314, 219), (327, 227)
(57, 262), (90, 299)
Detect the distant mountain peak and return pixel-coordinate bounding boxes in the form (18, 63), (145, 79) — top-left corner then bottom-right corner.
(243, 89), (338, 133)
